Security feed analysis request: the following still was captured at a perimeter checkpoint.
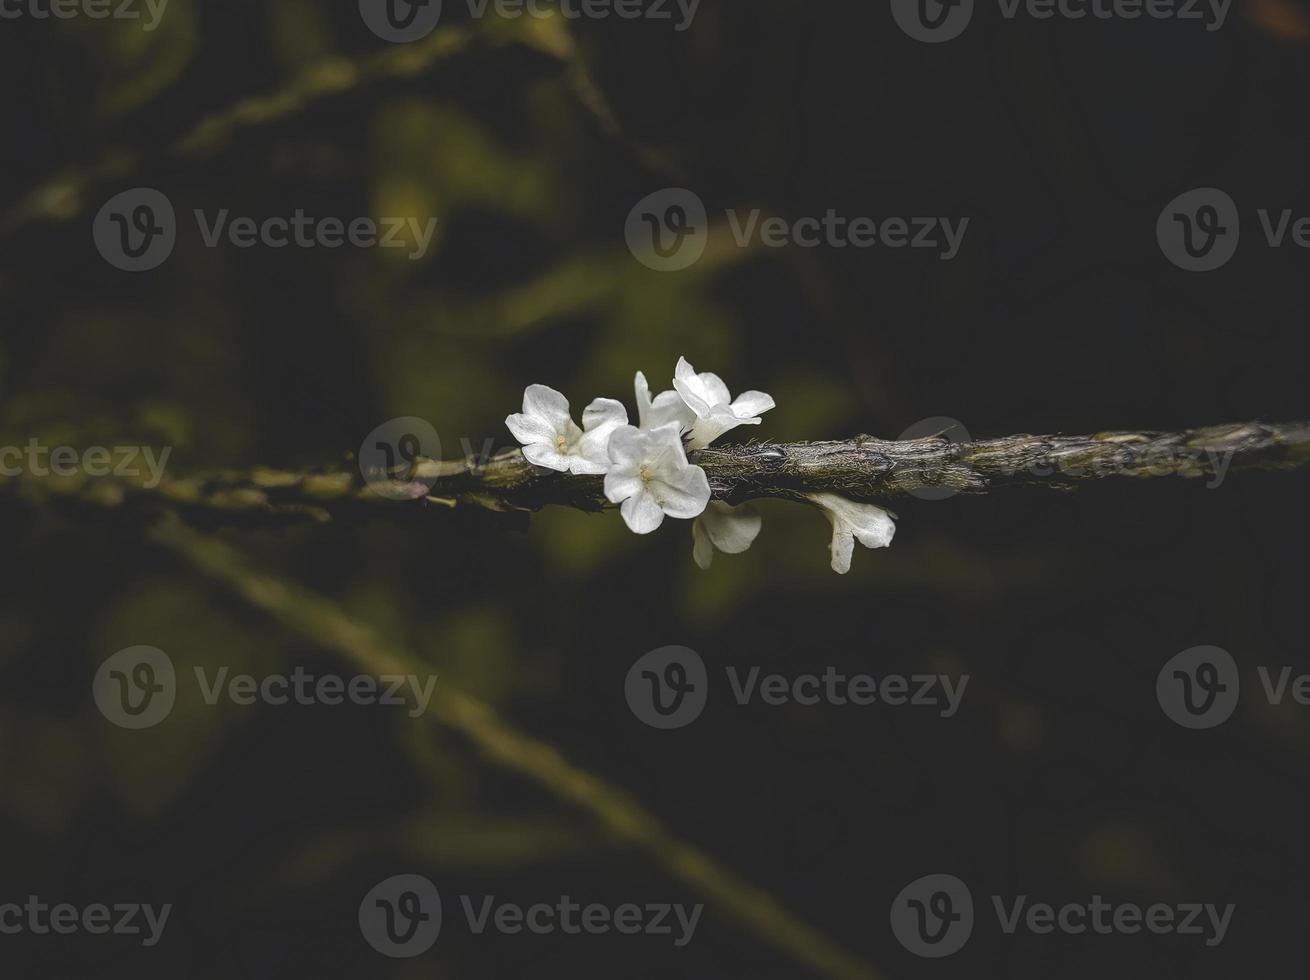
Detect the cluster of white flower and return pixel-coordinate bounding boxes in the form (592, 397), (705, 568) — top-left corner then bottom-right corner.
(505, 357), (897, 573)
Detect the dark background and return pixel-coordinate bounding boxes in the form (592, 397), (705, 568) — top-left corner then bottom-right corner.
(1, 0), (1308, 976)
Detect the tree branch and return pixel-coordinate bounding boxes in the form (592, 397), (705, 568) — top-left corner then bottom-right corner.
(6, 419), (1308, 528)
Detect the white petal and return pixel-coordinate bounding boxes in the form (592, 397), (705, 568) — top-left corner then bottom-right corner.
(505, 412), (556, 447)
(694, 371), (732, 407)
(651, 465), (710, 519)
(646, 421), (690, 464)
(646, 390), (696, 432)
(808, 492), (897, 573)
(522, 384), (572, 432)
(567, 453), (610, 476)
(829, 527), (855, 574)
(606, 425), (647, 470)
(620, 490), (665, 534)
(634, 371), (653, 428)
(701, 500), (762, 554)
(604, 472), (643, 504)
(572, 398), (627, 472)
(692, 518), (715, 570)
(686, 408), (755, 451)
(730, 390), (776, 419)
(673, 357), (715, 417)
(582, 397), (628, 432)
(522, 443), (571, 471)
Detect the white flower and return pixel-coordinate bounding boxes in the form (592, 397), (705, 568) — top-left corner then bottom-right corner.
(634, 370), (696, 433)
(506, 384), (627, 475)
(807, 492), (896, 574)
(673, 356), (775, 450)
(604, 423), (711, 534)
(692, 501), (762, 569)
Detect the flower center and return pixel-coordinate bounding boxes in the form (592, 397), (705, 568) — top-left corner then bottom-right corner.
(555, 434), (568, 451)
(638, 463), (653, 483)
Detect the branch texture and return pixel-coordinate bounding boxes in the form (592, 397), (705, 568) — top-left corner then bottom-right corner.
(6, 419), (1308, 527)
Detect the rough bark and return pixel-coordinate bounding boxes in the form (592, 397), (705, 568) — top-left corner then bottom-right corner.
(5, 419), (1307, 528)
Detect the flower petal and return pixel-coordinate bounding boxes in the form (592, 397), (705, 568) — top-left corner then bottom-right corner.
(606, 425), (647, 470)
(604, 472), (643, 504)
(829, 527), (856, 574)
(505, 412), (556, 447)
(651, 465), (710, 519)
(673, 357), (714, 417)
(694, 371), (732, 407)
(582, 397), (628, 433)
(620, 489), (665, 534)
(701, 500), (762, 554)
(522, 443), (571, 472)
(692, 518), (715, 570)
(686, 408), (755, 451)
(807, 492), (897, 573)
(634, 371), (653, 428)
(521, 384), (572, 432)
(730, 390), (776, 419)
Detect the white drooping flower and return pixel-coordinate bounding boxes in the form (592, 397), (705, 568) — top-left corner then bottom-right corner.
(604, 423), (711, 534)
(692, 501), (762, 570)
(634, 370), (696, 433)
(672, 356), (775, 450)
(807, 492), (896, 574)
(505, 384), (627, 475)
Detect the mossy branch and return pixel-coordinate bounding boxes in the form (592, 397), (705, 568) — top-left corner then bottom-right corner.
(4, 419), (1307, 528)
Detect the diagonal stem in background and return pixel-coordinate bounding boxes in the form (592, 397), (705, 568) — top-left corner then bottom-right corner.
(149, 517), (884, 980)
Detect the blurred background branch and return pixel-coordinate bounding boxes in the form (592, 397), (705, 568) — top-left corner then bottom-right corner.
(149, 516), (885, 980)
